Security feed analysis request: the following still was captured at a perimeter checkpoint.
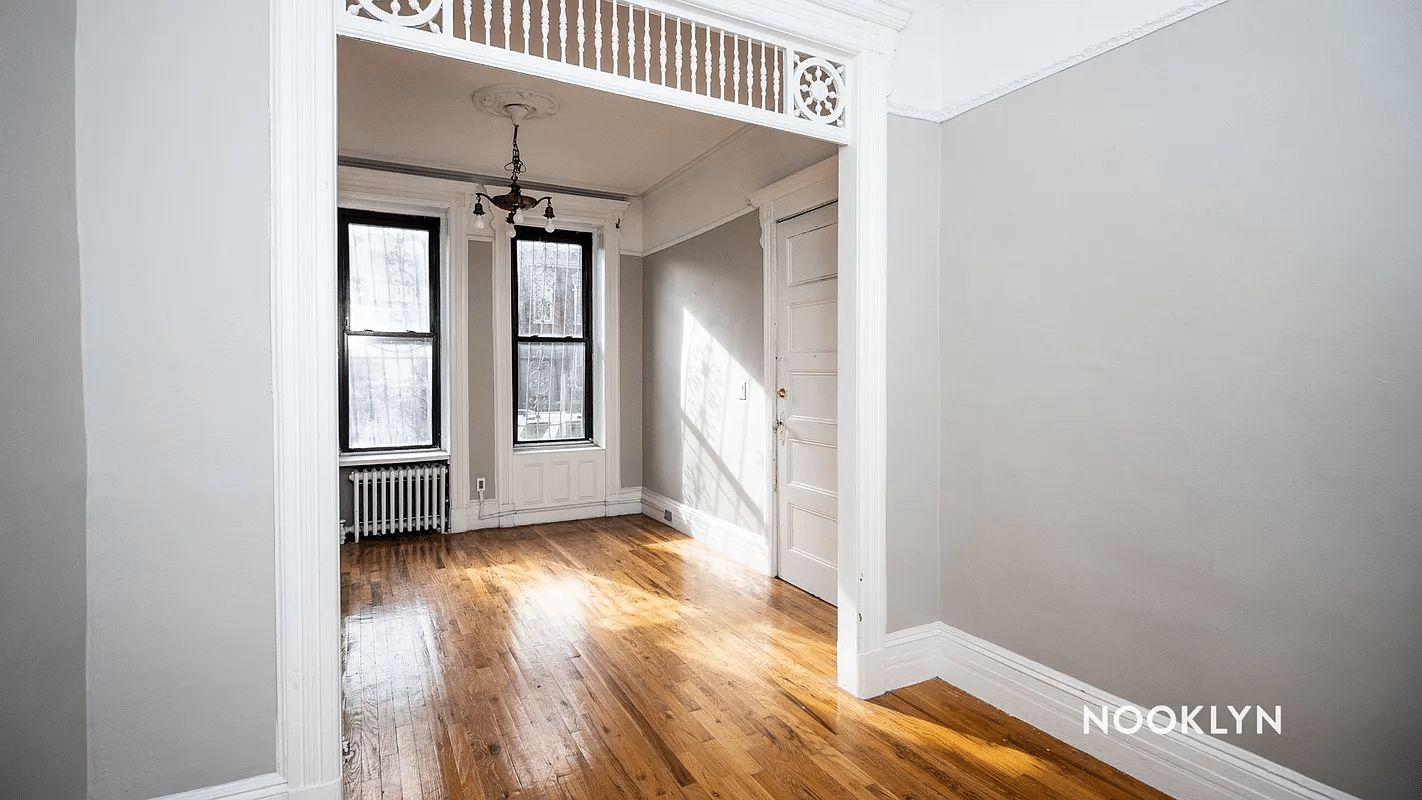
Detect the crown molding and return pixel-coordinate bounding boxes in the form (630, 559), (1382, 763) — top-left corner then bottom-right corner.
(639, 125), (756, 198)
(337, 153), (633, 201)
(890, 0), (1232, 124)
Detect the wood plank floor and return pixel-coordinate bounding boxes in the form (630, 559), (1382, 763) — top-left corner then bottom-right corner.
(341, 515), (1172, 800)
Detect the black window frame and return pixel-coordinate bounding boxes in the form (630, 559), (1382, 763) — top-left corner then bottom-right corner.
(511, 226), (595, 446)
(337, 208), (443, 454)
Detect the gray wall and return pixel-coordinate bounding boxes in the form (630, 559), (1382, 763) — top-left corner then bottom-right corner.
(620, 254), (645, 489)
(340, 237), (635, 525)
(468, 239), (498, 498)
(642, 213), (768, 535)
(936, 1), (1422, 796)
(463, 241), (640, 504)
(0, 3), (89, 798)
(76, 1), (278, 796)
(885, 115), (942, 632)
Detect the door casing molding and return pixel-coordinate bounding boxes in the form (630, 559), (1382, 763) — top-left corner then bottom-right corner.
(752, 157), (838, 583)
(271, 2), (904, 793)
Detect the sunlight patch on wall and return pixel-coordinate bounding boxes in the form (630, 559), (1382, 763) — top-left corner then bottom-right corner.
(679, 308), (766, 534)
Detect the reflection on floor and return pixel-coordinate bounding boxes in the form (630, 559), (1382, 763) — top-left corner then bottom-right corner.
(341, 515), (1170, 800)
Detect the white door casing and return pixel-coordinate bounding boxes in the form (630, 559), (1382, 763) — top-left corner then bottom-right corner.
(274, 4), (906, 795)
(773, 202), (839, 604)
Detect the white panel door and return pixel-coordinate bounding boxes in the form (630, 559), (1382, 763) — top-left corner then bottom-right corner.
(774, 202), (838, 604)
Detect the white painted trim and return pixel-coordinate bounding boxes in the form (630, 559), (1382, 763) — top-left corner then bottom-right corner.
(643, 0), (912, 51)
(280, 0), (897, 777)
(458, 494), (642, 529)
(490, 196), (628, 520)
(507, 499), (643, 526)
(337, 167), (471, 532)
(874, 622), (944, 692)
(640, 488), (771, 574)
(873, 624), (1360, 800)
(286, 784), (338, 800)
(640, 206), (760, 258)
(750, 157), (838, 589)
(748, 157), (838, 211)
(338, 16), (850, 146)
(146, 773), (287, 800)
(600, 221), (624, 498)
(837, 49), (892, 699)
(338, 148), (638, 200)
(462, 497), (499, 529)
(270, 1), (341, 797)
(338, 449), (450, 467)
(887, 0), (1231, 124)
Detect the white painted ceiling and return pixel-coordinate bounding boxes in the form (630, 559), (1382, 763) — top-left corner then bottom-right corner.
(339, 37), (807, 197)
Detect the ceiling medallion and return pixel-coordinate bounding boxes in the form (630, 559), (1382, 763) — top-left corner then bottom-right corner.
(469, 86), (562, 236)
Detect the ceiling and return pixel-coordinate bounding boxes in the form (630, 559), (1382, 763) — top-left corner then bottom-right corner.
(338, 37), (818, 197)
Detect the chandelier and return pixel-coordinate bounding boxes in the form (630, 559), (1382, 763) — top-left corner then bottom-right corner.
(471, 103), (555, 237)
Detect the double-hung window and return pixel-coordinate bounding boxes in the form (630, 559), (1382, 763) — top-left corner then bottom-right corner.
(512, 227), (594, 445)
(338, 209), (441, 453)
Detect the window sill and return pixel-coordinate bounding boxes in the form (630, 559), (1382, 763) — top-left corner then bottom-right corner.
(339, 449), (450, 467)
(513, 441), (602, 455)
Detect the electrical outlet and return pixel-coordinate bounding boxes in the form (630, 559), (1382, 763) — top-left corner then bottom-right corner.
(476, 477), (486, 492)
(663, 509), (673, 523)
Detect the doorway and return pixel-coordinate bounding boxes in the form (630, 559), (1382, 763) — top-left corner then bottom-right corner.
(772, 201), (839, 604)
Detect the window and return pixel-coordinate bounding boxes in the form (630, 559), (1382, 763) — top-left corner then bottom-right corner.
(512, 227), (593, 444)
(338, 209), (441, 453)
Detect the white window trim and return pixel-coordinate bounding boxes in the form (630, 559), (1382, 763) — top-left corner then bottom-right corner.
(490, 195), (628, 515)
(338, 449), (450, 467)
(337, 166), (471, 528)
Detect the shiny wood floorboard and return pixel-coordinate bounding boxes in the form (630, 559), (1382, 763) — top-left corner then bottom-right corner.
(341, 515), (1172, 800)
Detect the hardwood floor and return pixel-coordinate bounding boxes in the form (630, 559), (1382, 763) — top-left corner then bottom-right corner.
(341, 515), (1172, 800)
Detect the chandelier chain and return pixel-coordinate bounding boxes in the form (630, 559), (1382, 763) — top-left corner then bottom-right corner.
(505, 124), (527, 181)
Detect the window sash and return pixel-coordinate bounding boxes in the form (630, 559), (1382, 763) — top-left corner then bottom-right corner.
(512, 227), (594, 445)
(338, 208), (442, 453)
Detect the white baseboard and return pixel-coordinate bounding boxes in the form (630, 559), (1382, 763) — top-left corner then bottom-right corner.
(875, 622), (943, 691)
(457, 490), (643, 530)
(874, 623), (1357, 800)
(285, 779), (340, 800)
(148, 773), (287, 800)
(639, 488), (770, 574)
(462, 497), (502, 530)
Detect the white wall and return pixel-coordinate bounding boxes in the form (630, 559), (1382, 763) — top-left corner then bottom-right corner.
(76, 1), (278, 796)
(890, 0), (1227, 120)
(0, 2), (89, 797)
(936, 1), (1422, 796)
(884, 114), (942, 632)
